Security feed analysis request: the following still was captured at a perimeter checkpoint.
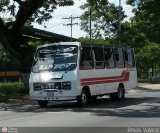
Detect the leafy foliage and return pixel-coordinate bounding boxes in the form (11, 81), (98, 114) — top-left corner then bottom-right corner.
(136, 43), (160, 78)
(80, 0), (126, 39)
(0, 82), (25, 96)
(0, 0), (74, 24)
(0, 0), (74, 73)
(126, 0), (160, 43)
(28, 40), (45, 48)
(124, 0), (160, 79)
(79, 37), (114, 45)
(0, 43), (20, 71)
(120, 21), (149, 48)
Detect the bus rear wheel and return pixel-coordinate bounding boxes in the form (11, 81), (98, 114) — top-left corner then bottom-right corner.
(117, 85), (125, 100)
(110, 85), (125, 101)
(77, 89), (89, 106)
(38, 100), (48, 108)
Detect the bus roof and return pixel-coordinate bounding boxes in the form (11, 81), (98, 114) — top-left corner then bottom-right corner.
(36, 42), (133, 49)
(81, 43), (133, 49)
(36, 42), (81, 49)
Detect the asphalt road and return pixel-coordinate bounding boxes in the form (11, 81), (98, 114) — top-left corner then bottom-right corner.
(0, 84), (160, 132)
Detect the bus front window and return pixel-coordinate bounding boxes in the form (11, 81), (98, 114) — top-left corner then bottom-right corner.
(32, 45), (78, 72)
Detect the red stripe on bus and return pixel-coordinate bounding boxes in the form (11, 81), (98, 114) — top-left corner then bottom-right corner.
(81, 71), (126, 82)
(80, 71), (130, 86)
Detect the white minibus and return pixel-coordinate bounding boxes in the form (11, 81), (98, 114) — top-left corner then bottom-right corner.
(29, 42), (137, 107)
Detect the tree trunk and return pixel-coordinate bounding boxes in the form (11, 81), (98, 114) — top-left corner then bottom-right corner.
(20, 56), (33, 94)
(21, 73), (30, 94)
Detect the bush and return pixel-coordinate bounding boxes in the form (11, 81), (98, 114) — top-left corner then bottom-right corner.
(0, 82), (26, 96)
(138, 78), (150, 83)
(150, 78), (160, 84)
(138, 78), (160, 84)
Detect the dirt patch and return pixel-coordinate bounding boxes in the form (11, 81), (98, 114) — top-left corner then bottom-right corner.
(0, 95), (32, 103)
(138, 83), (160, 90)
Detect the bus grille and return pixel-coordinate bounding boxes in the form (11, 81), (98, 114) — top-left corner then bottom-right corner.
(33, 82), (61, 91)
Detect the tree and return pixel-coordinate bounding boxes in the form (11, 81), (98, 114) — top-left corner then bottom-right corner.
(0, 43), (20, 72)
(80, 0), (126, 39)
(126, 0), (160, 43)
(79, 37), (113, 45)
(120, 21), (149, 48)
(124, 0), (160, 79)
(0, 0), (74, 73)
(136, 43), (160, 78)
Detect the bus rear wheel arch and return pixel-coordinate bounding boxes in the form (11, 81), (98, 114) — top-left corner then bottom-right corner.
(109, 84), (125, 101)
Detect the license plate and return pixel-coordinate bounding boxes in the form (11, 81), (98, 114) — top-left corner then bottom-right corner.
(47, 92), (54, 97)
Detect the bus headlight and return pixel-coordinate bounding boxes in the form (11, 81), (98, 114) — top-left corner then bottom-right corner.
(41, 72), (53, 82)
(62, 82), (71, 90)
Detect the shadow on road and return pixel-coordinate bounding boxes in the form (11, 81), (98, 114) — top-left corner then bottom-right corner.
(1, 94), (160, 118)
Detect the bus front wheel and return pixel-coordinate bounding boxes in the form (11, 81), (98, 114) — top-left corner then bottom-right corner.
(77, 89), (89, 106)
(38, 100), (48, 108)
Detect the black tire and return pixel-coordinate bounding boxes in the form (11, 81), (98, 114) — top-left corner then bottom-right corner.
(109, 85), (125, 101)
(38, 100), (48, 108)
(77, 89), (89, 106)
(117, 85), (125, 100)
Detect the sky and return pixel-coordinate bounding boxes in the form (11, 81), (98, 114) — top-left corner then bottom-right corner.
(34, 0), (134, 39)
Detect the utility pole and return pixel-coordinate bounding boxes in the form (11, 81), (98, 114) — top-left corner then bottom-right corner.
(118, 0), (122, 35)
(89, 0), (92, 40)
(63, 15), (79, 42)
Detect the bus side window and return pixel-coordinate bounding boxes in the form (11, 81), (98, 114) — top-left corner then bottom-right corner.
(105, 47), (115, 68)
(80, 46), (94, 69)
(114, 48), (124, 68)
(124, 48), (135, 68)
(93, 46), (105, 69)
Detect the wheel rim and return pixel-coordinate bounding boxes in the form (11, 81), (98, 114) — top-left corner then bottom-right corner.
(81, 92), (87, 104)
(118, 88), (123, 99)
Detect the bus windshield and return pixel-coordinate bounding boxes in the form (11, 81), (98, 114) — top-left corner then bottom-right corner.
(32, 45), (78, 72)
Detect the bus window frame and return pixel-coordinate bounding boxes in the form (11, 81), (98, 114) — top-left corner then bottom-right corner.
(124, 48), (135, 68)
(92, 46), (105, 69)
(104, 46), (116, 69)
(79, 46), (94, 70)
(114, 47), (125, 68)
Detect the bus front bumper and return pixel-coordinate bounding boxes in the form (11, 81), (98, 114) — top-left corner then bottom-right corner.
(30, 90), (77, 101)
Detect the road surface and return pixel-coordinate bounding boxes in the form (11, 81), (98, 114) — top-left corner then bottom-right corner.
(0, 84), (160, 132)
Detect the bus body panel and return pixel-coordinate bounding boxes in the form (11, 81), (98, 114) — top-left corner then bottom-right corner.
(79, 68), (137, 96)
(29, 70), (80, 100)
(123, 69), (137, 91)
